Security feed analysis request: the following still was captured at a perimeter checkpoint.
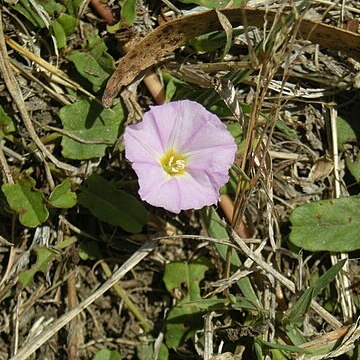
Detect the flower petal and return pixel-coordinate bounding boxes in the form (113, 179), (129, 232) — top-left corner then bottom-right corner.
(164, 101), (232, 155)
(131, 162), (168, 195)
(142, 174), (219, 214)
(132, 162), (222, 213)
(145, 103), (181, 151)
(124, 105), (179, 162)
(173, 172), (220, 209)
(132, 162), (183, 213)
(186, 142), (237, 179)
(187, 166), (230, 195)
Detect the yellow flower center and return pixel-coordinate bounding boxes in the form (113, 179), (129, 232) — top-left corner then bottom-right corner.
(160, 149), (187, 176)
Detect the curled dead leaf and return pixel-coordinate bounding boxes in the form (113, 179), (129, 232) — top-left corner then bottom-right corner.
(308, 156), (334, 181)
(103, 8), (360, 107)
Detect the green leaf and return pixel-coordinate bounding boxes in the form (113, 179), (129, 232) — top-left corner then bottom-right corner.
(254, 340), (263, 360)
(78, 240), (102, 260)
(176, 0), (245, 9)
(158, 343), (169, 360)
(312, 258), (346, 296)
(48, 178), (77, 208)
(284, 325), (306, 346)
(78, 174), (148, 233)
(346, 152), (360, 183)
(284, 288), (314, 326)
(275, 119), (298, 140)
(136, 342), (168, 360)
(12, 0), (46, 28)
(289, 196), (360, 251)
(121, 0), (137, 26)
(227, 122), (243, 146)
(66, 0), (83, 16)
(283, 259), (346, 326)
(181, 298), (227, 310)
(297, 329), (352, 356)
(67, 37), (114, 92)
(163, 258), (210, 348)
(162, 71), (189, 102)
(189, 31), (231, 53)
(92, 349), (121, 360)
(230, 297), (261, 311)
(165, 304), (203, 348)
(271, 349), (289, 360)
(2, 175), (49, 228)
(256, 339), (311, 354)
(36, 0), (64, 16)
(56, 236), (77, 250)
(18, 246), (56, 286)
(60, 99), (124, 160)
(88, 36), (115, 74)
(57, 13), (77, 36)
(337, 103), (360, 151)
(106, 21), (122, 34)
(20, 238), (77, 287)
(204, 207), (260, 306)
(165, 80), (177, 102)
(12, 0), (64, 28)
(337, 116), (357, 151)
(163, 258), (211, 301)
(52, 14), (77, 49)
(67, 50), (110, 90)
(220, 166), (238, 195)
(188, 27), (244, 54)
(19, 236), (77, 286)
(183, 296), (258, 312)
(0, 106), (16, 140)
(136, 343), (154, 360)
(52, 19), (67, 49)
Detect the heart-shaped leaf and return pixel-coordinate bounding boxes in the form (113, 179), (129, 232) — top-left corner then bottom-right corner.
(2, 175), (49, 228)
(18, 246), (56, 286)
(60, 99), (124, 160)
(163, 258), (211, 348)
(289, 196), (360, 251)
(78, 174), (147, 233)
(49, 178), (77, 208)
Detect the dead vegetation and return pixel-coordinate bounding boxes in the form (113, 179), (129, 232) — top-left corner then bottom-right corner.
(0, 0), (359, 359)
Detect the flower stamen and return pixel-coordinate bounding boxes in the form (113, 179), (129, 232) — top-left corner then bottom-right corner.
(160, 149), (187, 176)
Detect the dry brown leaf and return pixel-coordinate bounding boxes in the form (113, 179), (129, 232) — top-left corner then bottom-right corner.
(102, 8), (360, 107)
(308, 156), (334, 181)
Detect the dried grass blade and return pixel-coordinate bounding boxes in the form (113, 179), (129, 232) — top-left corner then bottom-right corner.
(10, 240), (158, 360)
(0, 11), (77, 172)
(103, 7), (360, 106)
(5, 37), (96, 101)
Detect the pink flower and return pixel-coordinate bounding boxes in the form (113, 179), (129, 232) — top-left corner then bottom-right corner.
(124, 100), (237, 213)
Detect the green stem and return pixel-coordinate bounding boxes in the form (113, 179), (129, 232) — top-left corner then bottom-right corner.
(27, 132), (62, 152)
